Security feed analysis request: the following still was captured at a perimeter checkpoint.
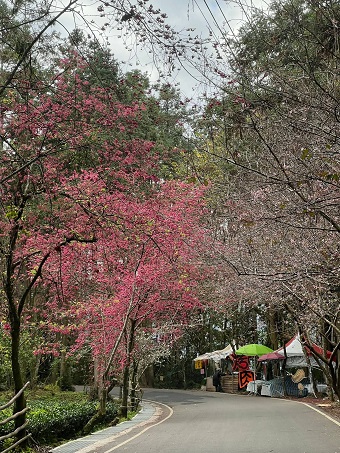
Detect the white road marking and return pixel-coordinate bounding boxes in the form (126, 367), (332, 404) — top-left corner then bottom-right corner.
(103, 400), (173, 452)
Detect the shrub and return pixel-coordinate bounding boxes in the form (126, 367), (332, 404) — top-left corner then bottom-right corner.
(28, 400), (97, 441)
(0, 406), (14, 437)
(0, 393), (119, 446)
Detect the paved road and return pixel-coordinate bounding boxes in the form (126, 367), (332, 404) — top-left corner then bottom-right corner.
(53, 388), (340, 453)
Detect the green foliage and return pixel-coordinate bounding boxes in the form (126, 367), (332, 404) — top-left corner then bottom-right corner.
(28, 400), (94, 441)
(0, 326), (12, 390)
(234, 0), (340, 74)
(0, 391), (119, 446)
(42, 383), (62, 395)
(119, 409), (139, 423)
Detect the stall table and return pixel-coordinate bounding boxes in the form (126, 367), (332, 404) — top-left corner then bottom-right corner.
(246, 379), (264, 395)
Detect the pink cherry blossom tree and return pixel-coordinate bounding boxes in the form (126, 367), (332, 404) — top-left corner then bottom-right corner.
(0, 54), (215, 438)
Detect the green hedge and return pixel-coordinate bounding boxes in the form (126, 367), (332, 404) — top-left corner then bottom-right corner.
(0, 397), (119, 445)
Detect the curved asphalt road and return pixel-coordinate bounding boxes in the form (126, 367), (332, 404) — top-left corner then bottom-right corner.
(52, 388), (340, 453)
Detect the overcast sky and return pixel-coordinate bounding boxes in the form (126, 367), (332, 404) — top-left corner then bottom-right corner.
(58, 0), (267, 99)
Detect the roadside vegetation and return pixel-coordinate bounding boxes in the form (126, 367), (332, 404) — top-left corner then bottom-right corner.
(0, 386), (121, 452)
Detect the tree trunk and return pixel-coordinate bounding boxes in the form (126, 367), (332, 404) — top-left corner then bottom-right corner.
(267, 307), (279, 350)
(307, 363), (317, 398)
(60, 345), (67, 386)
(99, 387), (108, 415)
(327, 361), (338, 401)
(10, 319), (27, 443)
(282, 339), (287, 397)
(50, 357), (59, 385)
(120, 318), (137, 418)
(59, 336), (72, 390)
(140, 365), (154, 387)
(130, 361), (139, 411)
(29, 353), (41, 389)
(82, 385), (107, 435)
(335, 361), (340, 400)
(120, 365), (130, 419)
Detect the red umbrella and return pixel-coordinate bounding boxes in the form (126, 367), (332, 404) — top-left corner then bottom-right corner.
(258, 351), (285, 362)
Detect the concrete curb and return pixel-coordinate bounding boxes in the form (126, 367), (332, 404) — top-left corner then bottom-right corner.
(50, 402), (156, 453)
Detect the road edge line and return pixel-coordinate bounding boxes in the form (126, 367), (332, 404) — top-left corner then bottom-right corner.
(301, 403), (340, 427)
(103, 400), (173, 452)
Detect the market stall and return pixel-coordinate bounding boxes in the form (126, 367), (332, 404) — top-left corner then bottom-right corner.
(194, 344), (235, 391)
(258, 334), (333, 397)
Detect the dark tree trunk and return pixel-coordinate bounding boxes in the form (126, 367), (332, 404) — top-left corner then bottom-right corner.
(10, 317), (27, 442)
(120, 318), (137, 418)
(130, 361), (139, 411)
(267, 307), (279, 350)
(120, 365), (129, 419)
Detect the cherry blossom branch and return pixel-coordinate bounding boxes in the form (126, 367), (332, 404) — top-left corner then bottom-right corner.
(18, 234), (96, 317)
(102, 242), (147, 382)
(282, 283), (340, 337)
(0, 0), (79, 98)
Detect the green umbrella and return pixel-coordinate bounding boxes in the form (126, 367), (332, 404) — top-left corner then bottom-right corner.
(235, 344), (273, 356)
(235, 344), (274, 394)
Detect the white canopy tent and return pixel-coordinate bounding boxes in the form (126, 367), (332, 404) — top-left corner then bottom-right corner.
(194, 344), (234, 363)
(275, 334), (323, 368)
(209, 344), (234, 362)
(193, 352), (213, 361)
